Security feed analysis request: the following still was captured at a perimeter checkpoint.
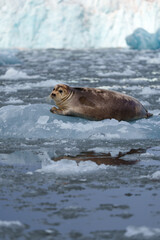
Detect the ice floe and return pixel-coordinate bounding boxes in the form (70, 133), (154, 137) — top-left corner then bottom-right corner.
(0, 68), (39, 80)
(36, 159), (111, 176)
(125, 225), (160, 238)
(0, 220), (23, 227)
(0, 104), (159, 140)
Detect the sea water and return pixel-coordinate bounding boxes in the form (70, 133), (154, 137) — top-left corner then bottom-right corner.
(0, 48), (160, 239)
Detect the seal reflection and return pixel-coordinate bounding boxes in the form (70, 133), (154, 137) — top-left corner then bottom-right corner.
(52, 148), (146, 166)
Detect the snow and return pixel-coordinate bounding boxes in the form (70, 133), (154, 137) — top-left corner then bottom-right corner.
(0, 0), (160, 49)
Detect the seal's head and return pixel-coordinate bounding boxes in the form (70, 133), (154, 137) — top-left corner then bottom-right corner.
(50, 84), (71, 104)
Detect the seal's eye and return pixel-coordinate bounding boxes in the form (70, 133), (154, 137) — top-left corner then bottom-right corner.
(59, 89), (63, 94)
(53, 88), (55, 91)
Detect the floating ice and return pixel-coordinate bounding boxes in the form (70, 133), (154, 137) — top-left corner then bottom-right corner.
(126, 28), (160, 50)
(0, 149), (116, 176)
(88, 147), (122, 157)
(36, 158), (112, 176)
(0, 104), (159, 140)
(35, 151), (116, 176)
(0, 79), (58, 93)
(151, 171), (160, 180)
(139, 171), (160, 181)
(146, 146), (160, 157)
(5, 97), (24, 104)
(140, 86), (160, 96)
(96, 67), (135, 78)
(141, 171), (160, 180)
(125, 226), (160, 238)
(0, 220), (23, 227)
(0, 0), (160, 49)
(0, 68), (39, 80)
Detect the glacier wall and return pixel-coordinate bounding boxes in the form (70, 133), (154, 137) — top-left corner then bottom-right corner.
(0, 0), (160, 49)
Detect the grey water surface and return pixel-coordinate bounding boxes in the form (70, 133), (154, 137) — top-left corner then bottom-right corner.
(0, 49), (160, 240)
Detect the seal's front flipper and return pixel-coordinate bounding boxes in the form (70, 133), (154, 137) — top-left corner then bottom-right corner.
(50, 107), (64, 115)
(50, 107), (57, 113)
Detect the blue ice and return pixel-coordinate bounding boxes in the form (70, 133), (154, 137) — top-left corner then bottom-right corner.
(126, 28), (160, 50)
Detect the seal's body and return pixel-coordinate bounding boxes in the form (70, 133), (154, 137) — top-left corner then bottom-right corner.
(50, 84), (152, 121)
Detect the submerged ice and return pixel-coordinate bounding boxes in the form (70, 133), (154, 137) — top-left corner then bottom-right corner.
(0, 0), (160, 49)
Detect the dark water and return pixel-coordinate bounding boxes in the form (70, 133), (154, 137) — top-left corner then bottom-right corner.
(0, 48), (160, 239)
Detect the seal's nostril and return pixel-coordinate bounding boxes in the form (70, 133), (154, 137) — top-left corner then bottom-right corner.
(52, 93), (56, 97)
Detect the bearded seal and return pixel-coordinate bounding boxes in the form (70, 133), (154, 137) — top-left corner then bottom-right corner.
(50, 84), (152, 121)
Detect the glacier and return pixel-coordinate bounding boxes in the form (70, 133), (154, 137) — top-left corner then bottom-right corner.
(0, 0), (160, 49)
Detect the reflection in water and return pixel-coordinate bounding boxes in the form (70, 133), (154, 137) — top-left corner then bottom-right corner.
(52, 149), (146, 166)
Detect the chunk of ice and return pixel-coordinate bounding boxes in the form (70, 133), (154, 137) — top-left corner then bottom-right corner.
(126, 28), (160, 50)
(0, 68), (39, 80)
(125, 226), (160, 238)
(0, 104), (159, 140)
(0, 220), (23, 227)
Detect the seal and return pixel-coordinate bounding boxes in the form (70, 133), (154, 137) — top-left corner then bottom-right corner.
(50, 84), (153, 121)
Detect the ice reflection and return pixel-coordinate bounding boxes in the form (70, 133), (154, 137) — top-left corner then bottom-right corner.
(52, 148), (145, 166)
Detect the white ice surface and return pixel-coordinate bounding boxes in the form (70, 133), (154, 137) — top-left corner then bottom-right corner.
(36, 158), (112, 176)
(0, 104), (159, 140)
